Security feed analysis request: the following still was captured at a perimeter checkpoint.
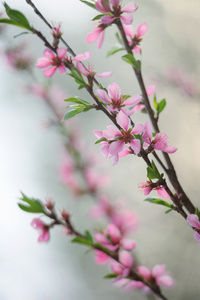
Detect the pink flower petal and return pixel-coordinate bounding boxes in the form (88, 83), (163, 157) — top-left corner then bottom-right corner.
(95, 0), (111, 13)
(116, 111), (130, 131)
(58, 64), (66, 74)
(76, 61), (87, 76)
(187, 214), (200, 229)
(120, 14), (133, 25)
(119, 250), (134, 269)
(93, 130), (103, 139)
(94, 250), (109, 264)
(110, 0), (120, 7)
(156, 187), (171, 199)
(101, 15), (115, 24)
(130, 139), (141, 154)
(124, 95), (142, 106)
(146, 85), (156, 96)
(107, 223), (121, 243)
(152, 264), (165, 277)
(73, 51), (92, 61)
(122, 2), (138, 13)
(156, 275), (174, 287)
(31, 219), (43, 229)
(96, 89), (111, 104)
(56, 47), (67, 59)
(97, 30), (105, 49)
(109, 140), (124, 156)
(121, 239), (136, 251)
(136, 22), (148, 38)
(36, 57), (51, 69)
(38, 230), (50, 242)
(123, 24), (134, 38)
(96, 71), (113, 78)
(87, 28), (102, 43)
(131, 123), (144, 134)
(95, 233), (108, 244)
(137, 266), (151, 279)
(163, 146), (178, 154)
(43, 48), (55, 59)
(44, 66), (57, 77)
(194, 231), (200, 241)
(108, 82), (121, 102)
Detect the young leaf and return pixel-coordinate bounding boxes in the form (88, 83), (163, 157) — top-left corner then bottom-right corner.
(153, 95), (158, 110)
(144, 197), (175, 210)
(65, 97), (90, 105)
(3, 2), (32, 30)
(79, 0), (98, 11)
(85, 230), (93, 243)
(63, 105), (92, 121)
(95, 137), (108, 144)
(71, 236), (93, 246)
(18, 192), (45, 214)
(115, 32), (123, 45)
(157, 99), (166, 114)
(147, 160), (162, 180)
(69, 67), (87, 88)
(122, 54), (141, 70)
(104, 273), (118, 279)
(92, 14), (104, 21)
(107, 45), (124, 57)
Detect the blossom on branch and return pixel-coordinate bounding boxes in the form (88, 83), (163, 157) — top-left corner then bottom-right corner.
(187, 214), (200, 242)
(31, 219), (50, 242)
(36, 47), (67, 77)
(95, 0), (138, 25)
(93, 111), (144, 164)
(142, 122), (177, 154)
(123, 22), (148, 53)
(96, 82), (142, 115)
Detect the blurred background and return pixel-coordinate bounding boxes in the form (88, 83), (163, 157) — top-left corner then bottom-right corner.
(0, 0), (200, 299)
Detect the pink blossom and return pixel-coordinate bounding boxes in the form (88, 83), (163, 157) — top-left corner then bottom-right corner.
(142, 122), (177, 154)
(126, 264), (173, 292)
(84, 167), (110, 192)
(95, 223), (136, 251)
(123, 22), (148, 53)
(36, 47), (67, 77)
(187, 214), (200, 241)
(93, 111), (144, 164)
(95, 0), (138, 25)
(139, 181), (170, 199)
(111, 250), (134, 278)
(31, 219), (50, 242)
(94, 249), (110, 264)
(87, 22), (106, 49)
(74, 51), (112, 78)
(96, 82), (142, 115)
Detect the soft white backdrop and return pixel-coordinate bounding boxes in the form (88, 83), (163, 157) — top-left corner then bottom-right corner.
(0, 1), (200, 299)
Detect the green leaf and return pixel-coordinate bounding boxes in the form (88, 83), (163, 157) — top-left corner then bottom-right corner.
(69, 67), (87, 88)
(107, 45), (124, 57)
(144, 198), (175, 210)
(18, 192), (45, 214)
(79, 0), (98, 11)
(153, 95), (158, 110)
(63, 105), (92, 120)
(122, 54), (141, 70)
(157, 99), (166, 114)
(104, 273), (118, 279)
(92, 14), (104, 21)
(64, 97), (90, 105)
(147, 160), (162, 180)
(165, 208), (174, 214)
(115, 32), (123, 45)
(85, 230), (93, 243)
(14, 31), (29, 38)
(95, 137), (108, 144)
(3, 2), (31, 30)
(71, 236), (93, 246)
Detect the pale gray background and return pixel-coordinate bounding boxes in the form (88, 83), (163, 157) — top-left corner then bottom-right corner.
(0, 1), (200, 299)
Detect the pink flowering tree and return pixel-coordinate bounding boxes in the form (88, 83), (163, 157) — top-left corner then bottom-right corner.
(0, 1), (199, 300)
